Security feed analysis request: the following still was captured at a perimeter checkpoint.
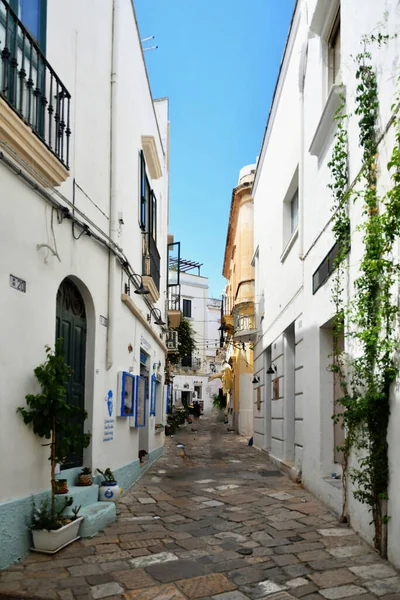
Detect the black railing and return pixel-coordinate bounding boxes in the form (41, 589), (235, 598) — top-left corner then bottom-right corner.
(168, 284), (180, 311)
(143, 233), (160, 291)
(0, 0), (71, 169)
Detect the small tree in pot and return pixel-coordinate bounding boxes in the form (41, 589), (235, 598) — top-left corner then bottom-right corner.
(17, 340), (91, 552)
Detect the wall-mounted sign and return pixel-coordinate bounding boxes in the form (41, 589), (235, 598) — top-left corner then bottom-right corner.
(100, 315), (108, 327)
(103, 390), (115, 441)
(140, 335), (151, 352)
(10, 274), (26, 293)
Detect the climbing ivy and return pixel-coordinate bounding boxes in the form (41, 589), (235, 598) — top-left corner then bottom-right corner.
(328, 36), (400, 556)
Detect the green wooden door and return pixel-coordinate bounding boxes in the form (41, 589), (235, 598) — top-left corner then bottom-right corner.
(56, 278), (87, 470)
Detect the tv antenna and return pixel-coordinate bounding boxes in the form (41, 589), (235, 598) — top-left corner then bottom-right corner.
(141, 35), (158, 52)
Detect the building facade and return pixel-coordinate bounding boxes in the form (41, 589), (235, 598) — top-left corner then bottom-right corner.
(252, 0), (400, 566)
(0, 0), (170, 568)
(221, 165), (256, 437)
(171, 269), (223, 415)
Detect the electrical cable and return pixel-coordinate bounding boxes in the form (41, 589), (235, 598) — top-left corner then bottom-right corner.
(0, 149), (165, 325)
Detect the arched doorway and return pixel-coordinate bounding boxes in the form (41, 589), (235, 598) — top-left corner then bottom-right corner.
(56, 277), (87, 470)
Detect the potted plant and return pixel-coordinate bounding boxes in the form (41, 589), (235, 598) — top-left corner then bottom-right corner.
(31, 497), (83, 553)
(77, 467), (92, 486)
(17, 340), (91, 553)
(55, 479), (69, 494)
(97, 468), (121, 503)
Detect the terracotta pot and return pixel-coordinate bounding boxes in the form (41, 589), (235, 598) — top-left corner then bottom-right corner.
(77, 473), (92, 486)
(55, 479), (68, 495)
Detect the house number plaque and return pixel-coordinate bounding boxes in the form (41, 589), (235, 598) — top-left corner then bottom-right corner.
(10, 274), (26, 293)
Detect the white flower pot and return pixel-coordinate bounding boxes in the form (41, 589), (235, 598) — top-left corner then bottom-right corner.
(99, 482), (121, 503)
(32, 517), (83, 553)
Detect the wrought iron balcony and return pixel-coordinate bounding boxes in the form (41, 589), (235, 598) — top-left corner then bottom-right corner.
(168, 284), (180, 311)
(168, 283), (181, 328)
(0, 0), (71, 170)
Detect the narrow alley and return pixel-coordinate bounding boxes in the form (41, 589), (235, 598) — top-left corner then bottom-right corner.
(1, 417), (399, 600)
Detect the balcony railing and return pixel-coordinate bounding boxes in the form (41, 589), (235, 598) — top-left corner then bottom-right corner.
(168, 284), (180, 311)
(235, 313), (256, 332)
(143, 233), (160, 291)
(0, 0), (71, 169)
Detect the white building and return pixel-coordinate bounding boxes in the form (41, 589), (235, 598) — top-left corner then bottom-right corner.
(0, 0), (170, 568)
(252, 0), (400, 566)
(171, 268), (223, 414)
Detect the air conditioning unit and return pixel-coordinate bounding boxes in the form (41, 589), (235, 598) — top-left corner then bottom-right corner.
(166, 330), (178, 351)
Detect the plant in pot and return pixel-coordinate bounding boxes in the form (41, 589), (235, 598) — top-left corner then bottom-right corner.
(97, 468), (121, 503)
(17, 340), (91, 553)
(30, 497), (82, 553)
(77, 467), (92, 487)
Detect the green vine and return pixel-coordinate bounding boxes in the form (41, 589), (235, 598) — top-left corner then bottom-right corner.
(328, 35), (400, 556)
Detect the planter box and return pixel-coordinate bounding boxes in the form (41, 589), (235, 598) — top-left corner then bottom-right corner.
(31, 517), (83, 553)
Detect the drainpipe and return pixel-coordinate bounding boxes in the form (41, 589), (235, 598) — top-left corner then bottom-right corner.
(106, 0), (120, 370)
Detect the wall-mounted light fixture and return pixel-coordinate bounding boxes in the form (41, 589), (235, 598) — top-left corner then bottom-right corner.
(267, 363), (277, 375)
(122, 266), (150, 296)
(252, 375), (260, 384)
(152, 307), (166, 326)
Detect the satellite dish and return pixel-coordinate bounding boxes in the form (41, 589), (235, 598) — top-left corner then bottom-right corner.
(206, 386), (211, 393)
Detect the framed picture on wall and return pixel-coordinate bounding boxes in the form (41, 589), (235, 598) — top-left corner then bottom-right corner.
(118, 372), (135, 417)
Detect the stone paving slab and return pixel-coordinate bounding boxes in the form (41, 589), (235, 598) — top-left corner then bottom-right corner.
(1, 417), (400, 600)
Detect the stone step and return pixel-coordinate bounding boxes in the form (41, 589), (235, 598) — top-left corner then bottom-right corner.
(77, 502), (116, 538)
(55, 484), (99, 510)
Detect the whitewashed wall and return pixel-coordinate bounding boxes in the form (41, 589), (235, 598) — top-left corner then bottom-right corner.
(252, 0), (400, 567)
(0, 0), (168, 503)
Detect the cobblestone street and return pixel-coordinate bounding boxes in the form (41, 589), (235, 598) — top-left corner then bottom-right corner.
(1, 417), (400, 600)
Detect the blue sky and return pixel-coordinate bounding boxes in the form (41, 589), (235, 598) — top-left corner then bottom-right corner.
(135, 0), (296, 298)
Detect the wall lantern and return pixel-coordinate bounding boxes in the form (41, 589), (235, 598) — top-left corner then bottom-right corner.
(267, 363), (277, 375)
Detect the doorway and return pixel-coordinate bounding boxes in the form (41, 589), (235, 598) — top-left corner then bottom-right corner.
(55, 278), (87, 470)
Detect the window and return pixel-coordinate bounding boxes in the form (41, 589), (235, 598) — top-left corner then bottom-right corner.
(312, 242), (340, 294)
(290, 191), (299, 234)
(183, 299), (192, 318)
(9, 0), (47, 51)
(328, 9), (341, 87)
(139, 150), (157, 241)
(282, 169), (299, 255)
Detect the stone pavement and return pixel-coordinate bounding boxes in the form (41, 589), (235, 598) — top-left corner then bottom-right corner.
(1, 417), (400, 600)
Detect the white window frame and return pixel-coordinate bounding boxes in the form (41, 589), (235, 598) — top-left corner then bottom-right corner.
(281, 168), (299, 261)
